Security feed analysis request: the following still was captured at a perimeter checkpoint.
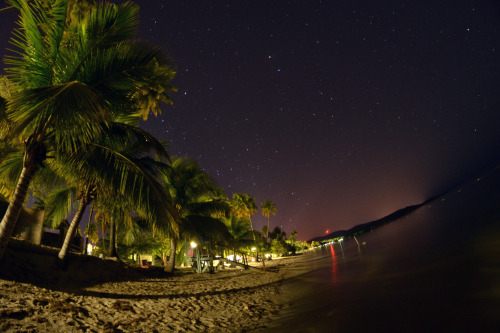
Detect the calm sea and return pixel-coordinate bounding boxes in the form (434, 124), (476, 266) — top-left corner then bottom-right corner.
(263, 171), (500, 332)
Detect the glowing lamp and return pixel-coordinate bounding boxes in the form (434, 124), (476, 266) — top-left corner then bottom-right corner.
(190, 241), (197, 248)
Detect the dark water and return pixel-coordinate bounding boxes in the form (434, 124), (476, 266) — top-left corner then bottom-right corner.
(264, 172), (500, 332)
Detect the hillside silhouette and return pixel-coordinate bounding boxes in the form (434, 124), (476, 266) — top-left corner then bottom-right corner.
(309, 162), (500, 243)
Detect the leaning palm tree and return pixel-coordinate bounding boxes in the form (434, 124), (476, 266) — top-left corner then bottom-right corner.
(3, 124), (177, 261)
(54, 126), (176, 260)
(0, 0), (176, 259)
(261, 199), (277, 242)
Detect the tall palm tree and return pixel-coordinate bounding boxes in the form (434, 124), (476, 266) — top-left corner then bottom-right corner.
(162, 157), (230, 272)
(231, 193), (257, 240)
(0, 0), (176, 259)
(261, 199), (277, 242)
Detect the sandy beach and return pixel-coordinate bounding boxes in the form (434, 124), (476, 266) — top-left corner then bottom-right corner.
(0, 254), (309, 333)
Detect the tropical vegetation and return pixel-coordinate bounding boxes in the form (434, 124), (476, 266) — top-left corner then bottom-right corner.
(0, 0), (311, 270)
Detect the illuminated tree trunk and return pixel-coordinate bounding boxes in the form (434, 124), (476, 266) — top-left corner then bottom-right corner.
(164, 237), (176, 273)
(249, 217), (256, 241)
(58, 195), (89, 260)
(0, 138), (45, 259)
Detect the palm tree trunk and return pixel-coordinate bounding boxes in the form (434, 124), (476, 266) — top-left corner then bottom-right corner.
(101, 220), (106, 257)
(164, 237), (176, 273)
(58, 197), (89, 260)
(108, 219), (118, 258)
(83, 237), (88, 255)
(266, 216), (270, 242)
(0, 138), (45, 259)
(249, 217), (256, 241)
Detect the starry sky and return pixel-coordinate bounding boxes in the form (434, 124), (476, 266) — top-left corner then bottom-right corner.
(1, 1), (500, 241)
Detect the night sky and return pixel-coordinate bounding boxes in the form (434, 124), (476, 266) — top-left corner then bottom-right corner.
(1, 1), (500, 241)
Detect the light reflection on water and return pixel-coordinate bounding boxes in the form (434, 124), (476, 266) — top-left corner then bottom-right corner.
(329, 244), (337, 285)
(263, 173), (500, 332)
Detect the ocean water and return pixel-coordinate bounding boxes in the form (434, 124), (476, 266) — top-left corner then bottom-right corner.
(264, 172), (500, 332)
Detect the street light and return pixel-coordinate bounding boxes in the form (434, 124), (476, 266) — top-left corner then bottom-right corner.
(190, 241), (197, 248)
(338, 238), (345, 257)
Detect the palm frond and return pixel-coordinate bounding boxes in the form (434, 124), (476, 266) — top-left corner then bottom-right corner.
(65, 143), (178, 235)
(100, 122), (169, 161)
(188, 200), (231, 218)
(6, 81), (110, 149)
(0, 98), (9, 139)
(0, 149), (23, 193)
(33, 157), (72, 192)
(5, 0), (68, 88)
(80, 1), (139, 52)
(44, 186), (76, 228)
(78, 41), (175, 110)
(65, 1), (139, 82)
(183, 215), (232, 244)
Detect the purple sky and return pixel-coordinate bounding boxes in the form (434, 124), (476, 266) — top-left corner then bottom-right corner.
(1, 1), (500, 240)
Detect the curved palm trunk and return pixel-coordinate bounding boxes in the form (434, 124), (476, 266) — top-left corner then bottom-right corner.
(0, 163), (37, 258)
(58, 198), (90, 260)
(0, 138), (45, 259)
(58, 186), (94, 260)
(164, 237), (177, 273)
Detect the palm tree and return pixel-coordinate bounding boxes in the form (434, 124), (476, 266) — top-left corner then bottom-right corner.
(222, 215), (254, 263)
(231, 193), (257, 240)
(261, 199), (277, 242)
(55, 125), (176, 261)
(162, 157), (229, 272)
(0, 0), (177, 259)
(0, 114), (178, 261)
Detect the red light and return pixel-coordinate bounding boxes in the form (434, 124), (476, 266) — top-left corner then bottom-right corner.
(325, 229), (330, 234)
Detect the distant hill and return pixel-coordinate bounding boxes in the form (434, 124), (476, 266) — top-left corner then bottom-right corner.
(308, 162), (500, 243)
(307, 199), (434, 243)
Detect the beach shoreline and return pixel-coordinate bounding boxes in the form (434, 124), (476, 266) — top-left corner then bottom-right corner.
(0, 253), (311, 332)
